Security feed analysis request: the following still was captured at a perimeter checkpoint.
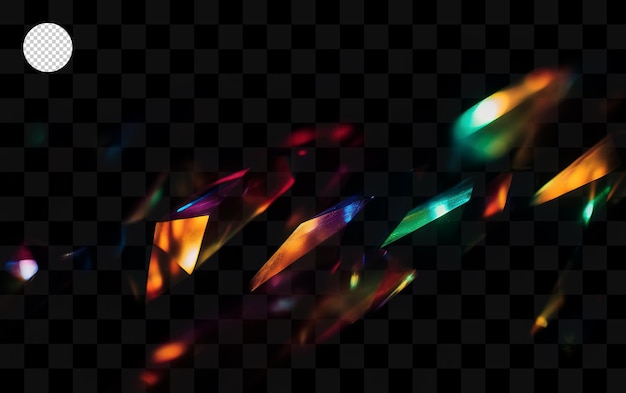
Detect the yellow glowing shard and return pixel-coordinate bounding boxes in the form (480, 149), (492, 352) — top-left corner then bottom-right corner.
(532, 136), (620, 206)
(155, 215), (209, 274)
(152, 341), (187, 363)
(250, 196), (372, 292)
(350, 271), (360, 290)
(146, 215), (209, 301)
(531, 293), (564, 336)
(535, 316), (548, 328)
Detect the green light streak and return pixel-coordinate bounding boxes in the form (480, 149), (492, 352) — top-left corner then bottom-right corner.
(380, 178), (474, 248)
(582, 186), (611, 225)
(582, 202), (594, 224)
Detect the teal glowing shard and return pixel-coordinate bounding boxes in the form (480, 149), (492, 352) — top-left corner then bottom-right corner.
(582, 185), (611, 225)
(380, 178), (474, 248)
(451, 68), (572, 162)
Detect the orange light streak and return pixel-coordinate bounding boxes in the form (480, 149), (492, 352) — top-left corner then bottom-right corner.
(531, 293), (565, 336)
(152, 341), (187, 363)
(532, 136), (620, 205)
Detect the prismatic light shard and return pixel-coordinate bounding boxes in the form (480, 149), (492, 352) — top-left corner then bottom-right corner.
(380, 178), (474, 248)
(452, 68), (572, 163)
(145, 169), (249, 301)
(145, 164), (294, 301)
(195, 160), (295, 268)
(532, 136), (620, 206)
(146, 215), (209, 301)
(250, 195), (373, 292)
(166, 168), (248, 220)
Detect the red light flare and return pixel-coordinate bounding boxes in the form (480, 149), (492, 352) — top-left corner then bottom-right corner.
(323, 165), (349, 194)
(140, 371), (159, 386)
(484, 173), (513, 218)
(330, 259), (341, 274)
(330, 124), (353, 142)
(286, 129), (316, 147)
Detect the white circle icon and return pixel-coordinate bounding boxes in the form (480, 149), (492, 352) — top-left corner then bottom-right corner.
(23, 23), (73, 73)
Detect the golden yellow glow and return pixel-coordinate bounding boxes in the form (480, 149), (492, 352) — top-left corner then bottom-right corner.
(535, 316), (548, 328)
(152, 341), (187, 363)
(154, 216), (209, 275)
(250, 220), (319, 291)
(531, 293), (564, 335)
(146, 215), (209, 301)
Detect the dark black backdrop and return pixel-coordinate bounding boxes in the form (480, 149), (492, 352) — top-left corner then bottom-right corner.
(2, 1), (626, 392)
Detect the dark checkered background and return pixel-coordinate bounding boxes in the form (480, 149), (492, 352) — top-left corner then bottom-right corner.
(2, 0), (626, 392)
